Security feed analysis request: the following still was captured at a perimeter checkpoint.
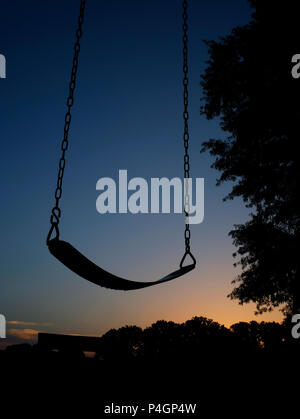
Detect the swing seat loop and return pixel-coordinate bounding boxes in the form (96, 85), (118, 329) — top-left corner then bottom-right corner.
(47, 207), (61, 244)
(47, 223), (59, 245)
(180, 250), (196, 269)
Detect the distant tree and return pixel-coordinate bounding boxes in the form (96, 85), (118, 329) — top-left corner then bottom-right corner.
(257, 321), (286, 351)
(183, 316), (232, 358)
(230, 321), (286, 351)
(184, 316), (228, 342)
(230, 321), (263, 352)
(142, 317), (233, 360)
(141, 320), (182, 360)
(99, 325), (143, 360)
(200, 0), (300, 315)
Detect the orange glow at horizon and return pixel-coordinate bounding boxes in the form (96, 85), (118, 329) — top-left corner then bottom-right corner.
(56, 267), (284, 338)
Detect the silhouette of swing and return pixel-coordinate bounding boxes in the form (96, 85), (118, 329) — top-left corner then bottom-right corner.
(47, 0), (196, 291)
(48, 238), (195, 291)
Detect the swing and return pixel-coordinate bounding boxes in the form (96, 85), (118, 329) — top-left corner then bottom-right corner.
(47, 0), (196, 290)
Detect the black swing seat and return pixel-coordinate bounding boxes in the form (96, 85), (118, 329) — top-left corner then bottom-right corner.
(48, 238), (195, 291)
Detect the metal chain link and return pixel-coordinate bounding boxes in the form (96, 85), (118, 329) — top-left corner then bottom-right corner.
(180, 0), (196, 267)
(47, 0), (86, 244)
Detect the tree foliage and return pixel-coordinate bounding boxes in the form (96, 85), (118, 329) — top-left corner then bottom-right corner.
(200, 0), (300, 314)
(95, 317), (289, 360)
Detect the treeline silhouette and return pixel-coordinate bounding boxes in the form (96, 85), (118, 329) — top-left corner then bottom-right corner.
(1, 316), (297, 407)
(0, 316), (296, 365)
(97, 317), (292, 361)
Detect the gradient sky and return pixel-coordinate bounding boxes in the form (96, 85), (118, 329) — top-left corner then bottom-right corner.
(0, 0), (282, 345)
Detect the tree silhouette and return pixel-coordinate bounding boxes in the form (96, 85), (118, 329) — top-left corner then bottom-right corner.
(1, 316), (294, 367)
(99, 325), (143, 361)
(200, 0), (300, 315)
(141, 320), (183, 360)
(95, 316), (286, 361)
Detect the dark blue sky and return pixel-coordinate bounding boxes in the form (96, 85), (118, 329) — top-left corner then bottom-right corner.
(0, 0), (281, 344)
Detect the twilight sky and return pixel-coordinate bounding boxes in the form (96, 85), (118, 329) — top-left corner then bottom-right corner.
(0, 0), (282, 345)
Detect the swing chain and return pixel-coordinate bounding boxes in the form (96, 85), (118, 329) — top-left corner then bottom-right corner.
(47, 0), (86, 244)
(181, 0), (196, 268)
